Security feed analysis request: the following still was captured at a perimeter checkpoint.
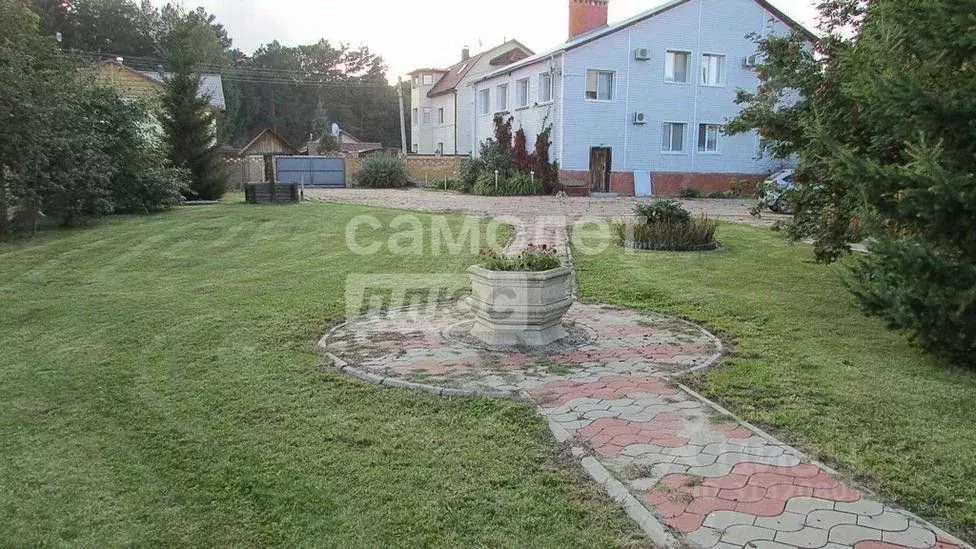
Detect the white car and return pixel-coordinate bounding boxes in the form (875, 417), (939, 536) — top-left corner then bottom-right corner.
(758, 169), (796, 214)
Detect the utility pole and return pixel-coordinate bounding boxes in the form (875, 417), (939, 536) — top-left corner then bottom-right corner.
(397, 76), (408, 155)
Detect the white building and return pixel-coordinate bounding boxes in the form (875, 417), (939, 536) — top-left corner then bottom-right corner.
(465, 0), (814, 196)
(408, 41), (533, 156)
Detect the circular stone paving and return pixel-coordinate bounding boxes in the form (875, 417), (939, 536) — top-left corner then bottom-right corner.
(319, 302), (723, 397)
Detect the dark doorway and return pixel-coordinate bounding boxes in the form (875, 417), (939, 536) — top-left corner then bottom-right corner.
(589, 147), (612, 193)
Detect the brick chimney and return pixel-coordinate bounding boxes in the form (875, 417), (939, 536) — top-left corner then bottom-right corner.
(461, 46), (470, 61)
(569, 0), (609, 39)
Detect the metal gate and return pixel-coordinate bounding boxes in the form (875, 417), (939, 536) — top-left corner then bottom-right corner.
(275, 156), (346, 188)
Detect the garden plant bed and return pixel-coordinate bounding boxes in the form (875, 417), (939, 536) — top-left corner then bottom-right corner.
(622, 239), (720, 252)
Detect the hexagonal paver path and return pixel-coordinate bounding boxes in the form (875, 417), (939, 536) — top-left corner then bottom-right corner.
(319, 302), (969, 549)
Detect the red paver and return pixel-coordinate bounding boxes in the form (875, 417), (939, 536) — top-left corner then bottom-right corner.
(529, 375), (678, 407)
(580, 414), (688, 456)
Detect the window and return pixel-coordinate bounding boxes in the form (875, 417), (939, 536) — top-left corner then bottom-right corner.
(478, 88), (491, 115)
(412, 108), (418, 126)
(662, 122), (686, 152)
(422, 73), (434, 85)
(665, 50), (690, 83)
(701, 54), (726, 86)
(422, 107), (431, 125)
(539, 72), (553, 103)
(698, 124), (721, 152)
(437, 108), (444, 124)
(496, 84), (508, 111)
(436, 142), (444, 154)
(412, 76), (419, 87)
(516, 78), (530, 108)
(412, 143), (419, 153)
(585, 70), (615, 101)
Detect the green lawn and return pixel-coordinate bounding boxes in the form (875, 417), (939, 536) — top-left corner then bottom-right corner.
(574, 223), (976, 542)
(0, 203), (646, 547)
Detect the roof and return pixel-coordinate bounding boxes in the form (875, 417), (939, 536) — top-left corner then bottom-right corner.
(239, 128), (299, 156)
(424, 40), (534, 98)
(300, 129), (382, 155)
(141, 70), (227, 111)
(473, 0), (817, 83)
(408, 68), (450, 75)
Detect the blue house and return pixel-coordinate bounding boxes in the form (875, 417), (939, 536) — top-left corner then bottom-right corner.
(470, 0), (815, 196)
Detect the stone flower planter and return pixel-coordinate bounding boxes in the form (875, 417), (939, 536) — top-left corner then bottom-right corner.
(464, 265), (574, 347)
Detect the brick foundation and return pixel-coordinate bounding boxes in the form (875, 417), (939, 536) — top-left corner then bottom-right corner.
(651, 173), (762, 197)
(557, 170), (762, 197)
(610, 172), (635, 196)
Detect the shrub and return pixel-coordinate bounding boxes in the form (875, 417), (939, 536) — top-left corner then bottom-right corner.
(612, 217), (718, 251)
(474, 171), (544, 196)
(634, 200), (692, 225)
(458, 158), (481, 191)
(476, 244), (562, 272)
(707, 190), (737, 199)
(355, 157), (410, 188)
(679, 187), (702, 198)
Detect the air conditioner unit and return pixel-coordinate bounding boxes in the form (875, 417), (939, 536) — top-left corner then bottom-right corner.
(633, 111), (647, 125)
(634, 48), (651, 61)
(743, 54), (761, 68)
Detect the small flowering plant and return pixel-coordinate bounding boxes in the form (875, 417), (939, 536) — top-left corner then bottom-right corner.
(476, 244), (562, 272)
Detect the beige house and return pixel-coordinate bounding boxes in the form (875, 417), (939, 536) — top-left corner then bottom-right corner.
(408, 41), (532, 156)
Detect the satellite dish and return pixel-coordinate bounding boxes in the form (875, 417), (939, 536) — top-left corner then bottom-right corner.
(331, 123), (340, 138)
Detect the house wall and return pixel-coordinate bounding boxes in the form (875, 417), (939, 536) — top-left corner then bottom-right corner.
(412, 43), (532, 156)
(558, 0), (789, 195)
(472, 54), (565, 166)
(97, 62), (163, 104)
(472, 0), (795, 196)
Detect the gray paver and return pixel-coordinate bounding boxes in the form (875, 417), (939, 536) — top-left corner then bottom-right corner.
(858, 511), (910, 532)
(704, 510), (757, 530)
(827, 524), (882, 545)
(881, 527), (937, 548)
(806, 510), (858, 530)
(834, 500), (885, 517)
(687, 526), (723, 548)
(720, 524), (777, 546)
(786, 498), (835, 515)
(755, 512), (807, 533)
(775, 527), (830, 549)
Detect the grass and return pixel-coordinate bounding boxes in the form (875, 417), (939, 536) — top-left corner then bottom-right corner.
(574, 222), (976, 542)
(0, 202), (647, 547)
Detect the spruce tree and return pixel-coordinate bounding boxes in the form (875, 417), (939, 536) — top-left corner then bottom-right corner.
(160, 17), (226, 200)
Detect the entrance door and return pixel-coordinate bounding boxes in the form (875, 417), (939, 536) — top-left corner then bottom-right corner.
(589, 147), (612, 193)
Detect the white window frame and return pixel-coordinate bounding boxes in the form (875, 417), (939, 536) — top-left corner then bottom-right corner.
(436, 142), (444, 155)
(538, 72), (553, 104)
(698, 123), (722, 153)
(422, 107), (431, 125)
(437, 107), (444, 124)
(515, 77), (530, 108)
(422, 73), (434, 86)
(662, 122), (687, 153)
(585, 69), (615, 101)
(412, 143), (419, 153)
(701, 53), (726, 87)
(478, 88), (491, 116)
(665, 50), (691, 84)
(496, 83), (509, 112)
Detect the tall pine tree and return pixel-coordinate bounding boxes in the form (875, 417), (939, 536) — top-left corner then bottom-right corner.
(160, 14), (226, 200)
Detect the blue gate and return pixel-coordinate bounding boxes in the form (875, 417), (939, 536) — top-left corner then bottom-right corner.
(275, 156), (346, 187)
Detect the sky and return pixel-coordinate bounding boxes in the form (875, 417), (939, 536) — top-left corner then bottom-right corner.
(190, 0), (820, 82)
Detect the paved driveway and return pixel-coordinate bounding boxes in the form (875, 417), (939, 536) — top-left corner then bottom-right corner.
(305, 188), (789, 226)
